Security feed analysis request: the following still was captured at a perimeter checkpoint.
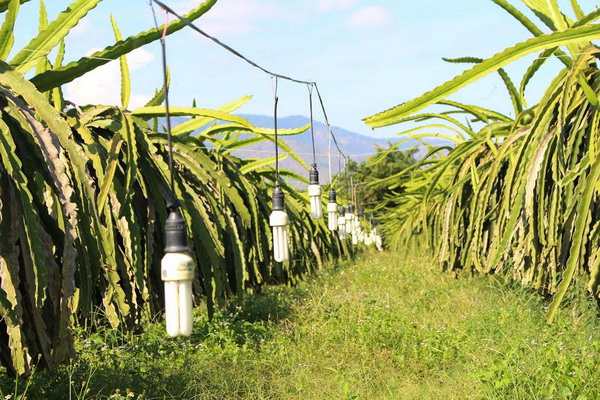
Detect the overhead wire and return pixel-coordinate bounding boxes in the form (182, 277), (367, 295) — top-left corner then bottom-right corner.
(313, 83), (345, 158)
(151, 0), (315, 86)
(149, 0), (348, 161)
(147, 0), (468, 221)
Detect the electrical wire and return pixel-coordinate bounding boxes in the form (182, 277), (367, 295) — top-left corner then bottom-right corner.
(273, 77), (280, 184)
(149, 0), (348, 161)
(137, 22), (586, 225)
(328, 114), (332, 184)
(307, 84), (317, 167)
(151, 0), (315, 86)
(150, 0), (176, 204)
(313, 83), (346, 158)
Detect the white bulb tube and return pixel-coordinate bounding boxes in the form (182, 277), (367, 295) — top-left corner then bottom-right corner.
(308, 185), (322, 219)
(164, 281), (180, 338)
(270, 210), (289, 262)
(338, 216), (346, 237)
(345, 213), (354, 235)
(161, 252), (195, 337)
(178, 281), (193, 336)
(327, 203), (338, 231)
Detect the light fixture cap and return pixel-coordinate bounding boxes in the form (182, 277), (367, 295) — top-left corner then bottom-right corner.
(328, 189), (337, 203)
(309, 163), (319, 185)
(272, 185), (285, 211)
(164, 207), (190, 253)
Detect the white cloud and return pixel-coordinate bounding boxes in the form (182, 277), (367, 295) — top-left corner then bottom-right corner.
(70, 16), (91, 36)
(64, 48), (154, 108)
(127, 48), (154, 71)
(176, 0), (280, 36)
(348, 6), (391, 28)
(318, 0), (358, 12)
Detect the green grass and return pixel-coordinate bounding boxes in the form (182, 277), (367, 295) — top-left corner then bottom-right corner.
(2, 251), (600, 399)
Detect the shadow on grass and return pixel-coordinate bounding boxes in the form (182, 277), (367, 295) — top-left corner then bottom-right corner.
(0, 276), (324, 399)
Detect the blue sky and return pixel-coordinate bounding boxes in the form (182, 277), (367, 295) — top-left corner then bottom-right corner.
(13, 0), (587, 138)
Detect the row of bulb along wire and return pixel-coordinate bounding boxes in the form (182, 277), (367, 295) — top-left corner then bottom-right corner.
(269, 79), (353, 263)
(149, 0), (356, 337)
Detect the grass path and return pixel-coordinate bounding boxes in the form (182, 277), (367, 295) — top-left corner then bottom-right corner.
(3, 251), (600, 399)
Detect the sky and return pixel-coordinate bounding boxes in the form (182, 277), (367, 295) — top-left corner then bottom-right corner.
(11, 0), (588, 138)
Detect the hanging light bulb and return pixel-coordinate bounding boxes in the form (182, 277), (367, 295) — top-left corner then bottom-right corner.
(308, 164), (322, 219)
(356, 208), (364, 237)
(345, 205), (355, 235)
(346, 204), (354, 241)
(338, 205), (346, 238)
(365, 231), (373, 246)
(375, 234), (383, 252)
(353, 218), (358, 244)
(270, 185), (290, 262)
(161, 206), (195, 338)
(327, 189), (338, 231)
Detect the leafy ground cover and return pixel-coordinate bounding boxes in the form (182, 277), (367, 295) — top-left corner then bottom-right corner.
(2, 251), (599, 399)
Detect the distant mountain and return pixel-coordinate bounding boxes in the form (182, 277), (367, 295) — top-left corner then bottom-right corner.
(167, 114), (395, 177)
(236, 114), (393, 176)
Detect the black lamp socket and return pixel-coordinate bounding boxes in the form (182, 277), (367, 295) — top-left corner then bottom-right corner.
(164, 206), (189, 253)
(309, 164), (319, 185)
(272, 185), (285, 211)
(328, 189), (337, 203)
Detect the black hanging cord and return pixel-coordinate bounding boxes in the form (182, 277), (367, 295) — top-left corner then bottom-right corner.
(150, 0), (177, 207)
(335, 149), (343, 186)
(308, 84), (317, 166)
(347, 156), (353, 207)
(273, 77), (280, 184)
